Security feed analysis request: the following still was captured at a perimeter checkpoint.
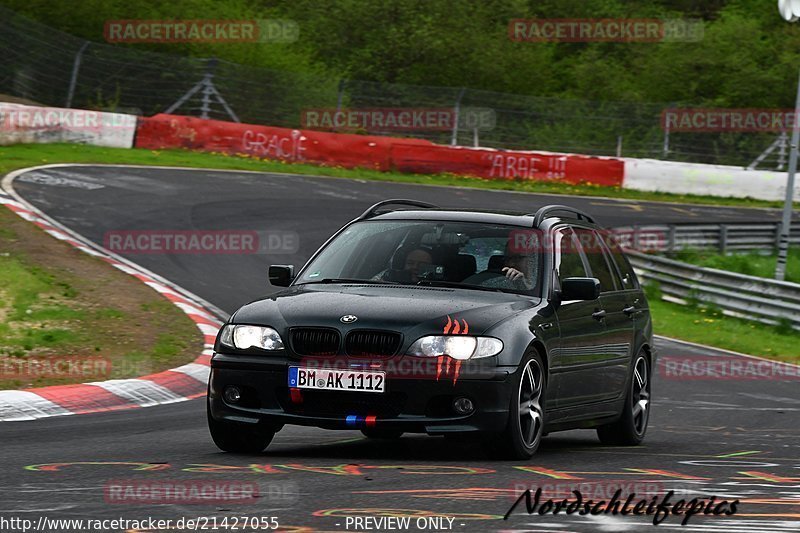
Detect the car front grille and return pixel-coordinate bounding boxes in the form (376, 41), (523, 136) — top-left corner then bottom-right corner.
(290, 327), (341, 356)
(345, 330), (401, 357)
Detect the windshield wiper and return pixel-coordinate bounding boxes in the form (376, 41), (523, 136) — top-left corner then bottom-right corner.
(300, 278), (399, 285)
(415, 280), (504, 293)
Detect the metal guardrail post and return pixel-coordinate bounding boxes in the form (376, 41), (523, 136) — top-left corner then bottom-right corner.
(719, 225), (728, 254)
(668, 225), (676, 252)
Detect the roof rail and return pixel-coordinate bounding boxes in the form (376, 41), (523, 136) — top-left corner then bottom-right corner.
(530, 205), (595, 226)
(357, 199), (440, 220)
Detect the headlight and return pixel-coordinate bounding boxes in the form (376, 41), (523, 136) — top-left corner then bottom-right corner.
(407, 336), (502, 360)
(219, 324), (284, 351)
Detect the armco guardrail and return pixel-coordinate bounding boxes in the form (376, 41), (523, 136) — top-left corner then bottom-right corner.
(615, 222), (800, 254)
(626, 250), (800, 331)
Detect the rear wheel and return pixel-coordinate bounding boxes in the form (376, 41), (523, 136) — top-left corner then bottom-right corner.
(207, 405), (275, 453)
(484, 350), (546, 459)
(361, 428), (404, 440)
(597, 351), (650, 445)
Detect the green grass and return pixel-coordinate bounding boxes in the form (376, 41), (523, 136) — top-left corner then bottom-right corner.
(0, 255), (86, 356)
(673, 248), (800, 284)
(644, 285), (799, 362)
(0, 143), (796, 209)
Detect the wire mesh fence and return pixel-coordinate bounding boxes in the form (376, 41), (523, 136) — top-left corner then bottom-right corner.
(0, 6), (785, 167)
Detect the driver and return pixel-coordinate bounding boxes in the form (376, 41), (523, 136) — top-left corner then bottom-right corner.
(374, 246), (434, 283)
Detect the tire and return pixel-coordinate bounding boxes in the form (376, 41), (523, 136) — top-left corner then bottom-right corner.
(597, 351), (651, 446)
(207, 405), (275, 453)
(361, 428), (404, 440)
(484, 350), (546, 460)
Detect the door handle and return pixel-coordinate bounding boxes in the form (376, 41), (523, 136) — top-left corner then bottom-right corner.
(623, 306), (637, 316)
(592, 309), (607, 321)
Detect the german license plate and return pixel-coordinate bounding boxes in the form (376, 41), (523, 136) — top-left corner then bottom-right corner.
(288, 367), (385, 393)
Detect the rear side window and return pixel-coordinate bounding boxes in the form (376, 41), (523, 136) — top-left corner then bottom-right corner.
(573, 229), (617, 292)
(604, 236), (640, 290)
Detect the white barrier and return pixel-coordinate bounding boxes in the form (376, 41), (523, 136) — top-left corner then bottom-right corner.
(0, 103), (136, 149)
(623, 158), (800, 202)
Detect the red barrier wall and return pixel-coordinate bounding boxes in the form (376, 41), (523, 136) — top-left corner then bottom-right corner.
(391, 143), (624, 186)
(136, 114), (430, 171)
(135, 114), (623, 185)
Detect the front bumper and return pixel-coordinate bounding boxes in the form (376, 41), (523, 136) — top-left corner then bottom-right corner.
(208, 353), (515, 434)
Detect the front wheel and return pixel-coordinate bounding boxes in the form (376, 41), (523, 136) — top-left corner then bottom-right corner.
(207, 405), (275, 453)
(484, 350), (546, 459)
(597, 351), (651, 446)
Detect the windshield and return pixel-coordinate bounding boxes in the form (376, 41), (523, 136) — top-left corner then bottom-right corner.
(296, 220), (543, 295)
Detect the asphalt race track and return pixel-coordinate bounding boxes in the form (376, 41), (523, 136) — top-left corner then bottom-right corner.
(2, 165), (799, 533)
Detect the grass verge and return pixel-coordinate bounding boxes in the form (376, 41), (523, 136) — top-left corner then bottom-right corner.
(0, 206), (202, 389)
(0, 143), (796, 209)
(672, 247), (800, 284)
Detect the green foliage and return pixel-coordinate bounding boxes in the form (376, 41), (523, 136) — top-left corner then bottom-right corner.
(4, 0), (800, 164)
(0, 0), (797, 108)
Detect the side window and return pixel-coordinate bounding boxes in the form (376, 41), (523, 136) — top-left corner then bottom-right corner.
(574, 229), (617, 292)
(556, 228), (589, 283)
(603, 235), (640, 290)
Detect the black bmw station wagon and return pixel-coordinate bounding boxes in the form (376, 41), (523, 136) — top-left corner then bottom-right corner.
(208, 201), (653, 459)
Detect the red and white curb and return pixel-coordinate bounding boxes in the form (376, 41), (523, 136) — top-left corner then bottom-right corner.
(0, 167), (227, 422)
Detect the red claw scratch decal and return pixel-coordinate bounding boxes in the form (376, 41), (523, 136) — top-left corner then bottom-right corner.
(437, 316), (470, 384)
(442, 315), (468, 335)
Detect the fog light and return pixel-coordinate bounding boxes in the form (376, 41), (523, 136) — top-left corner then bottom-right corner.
(224, 386), (242, 404)
(453, 397), (474, 415)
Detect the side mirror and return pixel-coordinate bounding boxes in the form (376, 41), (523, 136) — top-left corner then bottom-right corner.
(269, 265), (294, 287)
(560, 277), (601, 301)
